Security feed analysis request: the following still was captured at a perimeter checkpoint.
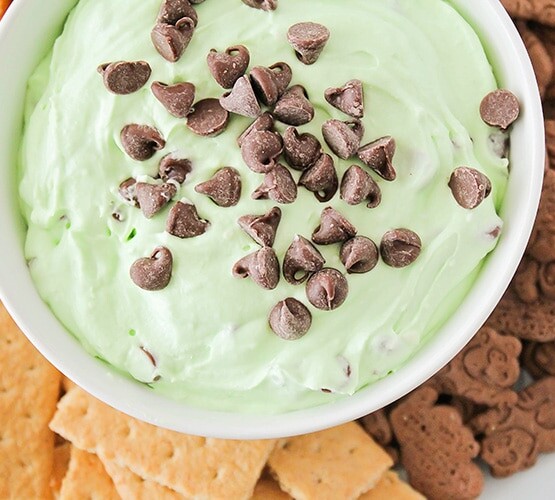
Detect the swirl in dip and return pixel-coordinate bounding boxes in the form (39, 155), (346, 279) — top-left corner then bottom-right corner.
(19, 0), (509, 412)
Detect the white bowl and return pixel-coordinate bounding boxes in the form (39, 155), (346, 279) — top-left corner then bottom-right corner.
(0, 0), (544, 439)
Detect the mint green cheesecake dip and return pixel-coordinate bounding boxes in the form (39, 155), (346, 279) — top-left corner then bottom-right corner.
(19, 0), (508, 413)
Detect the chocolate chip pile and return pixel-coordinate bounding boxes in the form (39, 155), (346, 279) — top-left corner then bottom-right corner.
(99, 0), (519, 341)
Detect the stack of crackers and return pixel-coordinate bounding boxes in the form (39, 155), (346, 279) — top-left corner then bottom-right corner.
(0, 305), (423, 499)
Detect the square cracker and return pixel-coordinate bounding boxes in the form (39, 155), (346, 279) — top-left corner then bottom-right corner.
(359, 471), (425, 500)
(59, 446), (119, 500)
(0, 0), (11, 19)
(50, 388), (277, 499)
(0, 302), (61, 499)
(101, 457), (183, 500)
(50, 442), (71, 498)
(268, 422), (393, 500)
(251, 477), (292, 500)
(61, 376), (78, 393)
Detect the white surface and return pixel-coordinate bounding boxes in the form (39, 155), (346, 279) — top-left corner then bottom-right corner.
(0, 0), (545, 444)
(480, 454), (555, 499)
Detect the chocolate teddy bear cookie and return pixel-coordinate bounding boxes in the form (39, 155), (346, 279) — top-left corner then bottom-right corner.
(449, 397), (487, 425)
(522, 341), (555, 379)
(359, 409), (399, 464)
(471, 377), (555, 477)
(487, 257), (555, 342)
(527, 168), (555, 263)
(390, 386), (484, 500)
(428, 326), (521, 406)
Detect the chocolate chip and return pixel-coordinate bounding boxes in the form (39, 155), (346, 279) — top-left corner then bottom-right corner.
(322, 119), (364, 160)
(238, 207), (281, 247)
(158, 155), (192, 184)
(250, 66), (280, 107)
(324, 79), (364, 118)
(195, 167), (242, 207)
(187, 98), (229, 137)
(448, 167), (492, 209)
(252, 164), (297, 204)
(283, 127), (321, 170)
(98, 61), (151, 95)
(241, 130), (283, 173)
(166, 201), (209, 238)
(273, 85), (314, 126)
(269, 298), (312, 340)
(119, 178), (138, 206)
(312, 207), (357, 245)
(151, 81), (195, 118)
(358, 136), (396, 181)
(380, 229), (422, 268)
(135, 182), (177, 219)
(287, 22), (330, 65)
(207, 45), (250, 89)
(269, 62), (292, 96)
(283, 235), (325, 285)
(130, 247), (173, 291)
(220, 76), (261, 118)
(237, 112), (275, 147)
(157, 0), (198, 26)
(242, 0), (277, 10)
(151, 17), (195, 63)
(340, 236), (378, 274)
(121, 124), (166, 161)
(480, 89), (520, 130)
(140, 346), (157, 367)
(340, 165), (381, 208)
(306, 268), (348, 310)
(112, 211), (124, 222)
(233, 247), (280, 290)
(488, 131), (510, 159)
(299, 154), (338, 202)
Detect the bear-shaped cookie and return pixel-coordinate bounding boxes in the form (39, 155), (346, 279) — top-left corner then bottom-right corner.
(429, 326), (521, 406)
(471, 377), (555, 477)
(390, 387), (483, 500)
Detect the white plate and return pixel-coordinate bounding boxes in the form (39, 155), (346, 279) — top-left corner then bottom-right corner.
(481, 454), (555, 499)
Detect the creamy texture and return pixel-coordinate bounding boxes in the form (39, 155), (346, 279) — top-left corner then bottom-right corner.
(19, 0), (508, 412)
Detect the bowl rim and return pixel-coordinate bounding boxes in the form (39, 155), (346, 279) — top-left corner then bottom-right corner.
(0, 0), (545, 439)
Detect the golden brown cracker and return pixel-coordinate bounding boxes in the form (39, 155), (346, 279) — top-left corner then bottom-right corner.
(101, 458), (183, 500)
(0, 0), (11, 19)
(50, 388), (276, 499)
(50, 443), (71, 498)
(359, 471), (425, 500)
(59, 447), (119, 500)
(501, 0), (555, 26)
(61, 376), (78, 393)
(268, 422), (392, 500)
(0, 303), (61, 499)
(251, 478), (292, 500)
